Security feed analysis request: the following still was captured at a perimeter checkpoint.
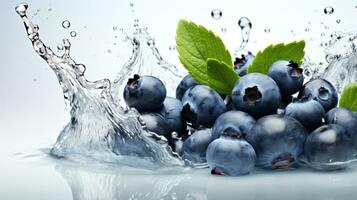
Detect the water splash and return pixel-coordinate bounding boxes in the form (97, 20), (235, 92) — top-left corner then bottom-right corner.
(15, 3), (183, 167)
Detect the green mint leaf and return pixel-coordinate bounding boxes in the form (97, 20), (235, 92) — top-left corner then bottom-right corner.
(206, 58), (239, 95)
(339, 82), (357, 111)
(247, 40), (305, 74)
(176, 20), (233, 84)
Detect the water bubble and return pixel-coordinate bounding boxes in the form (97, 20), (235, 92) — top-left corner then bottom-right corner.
(305, 28), (310, 32)
(211, 9), (222, 20)
(324, 6), (334, 15)
(15, 3), (28, 17)
(147, 39), (155, 47)
(57, 44), (64, 51)
(238, 17), (252, 29)
(169, 45), (176, 51)
(70, 31), (77, 37)
(62, 20), (71, 29)
(264, 27), (270, 33)
(221, 27), (227, 33)
(336, 19), (341, 24)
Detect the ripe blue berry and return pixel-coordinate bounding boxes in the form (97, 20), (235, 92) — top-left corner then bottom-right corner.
(268, 60), (304, 97)
(181, 85), (226, 128)
(123, 74), (166, 111)
(206, 136), (256, 176)
(285, 98), (325, 133)
(246, 115), (307, 169)
(176, 75), (199, 101)
(158, 97), (185, 134)
(234, 51), (255, 76)
(231, 73), (281, 119)
(212, 110), (255, 140)
(180, 128), (213, 163)
(298, 78), (338, 112)
(326, 108), (357, 150)
(304, 124), (354, 171)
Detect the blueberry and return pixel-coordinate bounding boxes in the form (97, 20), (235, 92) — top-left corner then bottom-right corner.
(180, 128), (213, 163)
(304, 124), (354, 171)
(234, 51), (255, 76)
(326, 108), (357, 150)
(206, 135), (256, 176)
(212, 110), (255, 140)
(158, 97), (185, 134)
(246, 115), (307, 169)
(123, 74), (166, 111)
(284, 98), (325, 133)
(298, 78), (338, 112)
(181, 85), (226, 128)
(268, 60), (304, 97)
(176, 75), (199, 101)
(231, 73), (281, 119)
(140, 112), (172, 143)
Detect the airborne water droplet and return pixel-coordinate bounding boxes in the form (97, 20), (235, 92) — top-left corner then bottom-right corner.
(57, 44), (64, 51)
(305, 28), (310, 32)
(169, 45), (176, 51)
(113, 26), (118, 31)
(147, 39), (155, 47)
(264, 27), (270, 33)
(15, 3), (28, 17)
(324, 6), (334, 15)
(211, 9), (222, 20)
(48, 8), (52, 12)
(70, 31), (77, 37)
(62, 20), (71, 29)
(238, 17), (252, 29)
(336, 19), (341, 24)
(221, 27), (227, 33)
(107, 49), (112, 53)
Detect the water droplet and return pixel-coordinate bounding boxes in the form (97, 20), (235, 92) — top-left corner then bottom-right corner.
(33, 24), (39, 31)
(15, 3), (28, 17)
(48, 8), (52, 12)
(147, 39), (155, 47)
(70, 31), (77, 37)
(114, 35), (118, 39)
(113, 26), (118, 31)
(324, 25), (330, 30)
(329, 159), (333, 163)
(321, 33), (325, 37)
(305, 28), (310, 32)
(113, 42), (117, 46)
(57, 44), (64, 51)
(221, 27), (227, 33)
(324, 6), (334, 15)
(36, 9), (40, 12)
(211, 9), (222, 20)
(238, 17), (252, 29)
(304, 68), (312, 77)
(33, 78), (37, 82)
(264, 27), (270, 33)
(134, 19), (139, 27)
(62, 20), (71, 29)
(107, 49), (112, 53)
(130, 2), (134, 7)
(336, 19), (341, 24)
(169, 45), (176, 51)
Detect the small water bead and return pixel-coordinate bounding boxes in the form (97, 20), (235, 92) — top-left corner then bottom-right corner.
(70, 31), (77, 37)
(324, 6), (334, 15)
(238, 17), (252, 29)
(48, 8), (52, 12)
(113, 26), (118, 31)
(130, 2), (134, 7)
(33, 78), (37, 82)
(107, 49), (112, 53)
(221, 27), (227, 33)
(113, 42), (117, 46)
(57, 44), (64, 51)
(264, 27), (270, 33)
(321, 33), (325, 37)
(305, 28), (310, 32)
(211, 9), (222, 20)
(33, 24), (39, 31)
(336, 19), (341, 24)
(147, 39), (155, 47)
(169, 45), (176, 51)
(15, 3), (28, 17)
(62, 20), (71, 29)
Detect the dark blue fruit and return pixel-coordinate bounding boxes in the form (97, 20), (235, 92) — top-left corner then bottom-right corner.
(304, 124), (354, 171)
(298, 78), (338, 112)
(234, 51), (255, 76)
(140, 112), (172, 142)
(326, 108), (357, 150)
(176, 75), (199, 101)
(231, 73), (281, 119)
(246, 115), (307, 169)
(180, 128), (213, 163)
(123, 74), (166, 111)
(268, 60), (304, 97)
(158, 97), (185, 134)
(181, 85), (226, 128)
(212, 110), (255, 140)
(285, 98), (325, 133)
(206, 135), (256, 176)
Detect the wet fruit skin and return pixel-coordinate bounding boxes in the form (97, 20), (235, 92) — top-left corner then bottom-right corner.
(212, 110), (256, 140)
(180, 128), (213, 163)
(140, 112), (172, 143)
(123, 74), (166, 112)
(268, 60), (304, 97)
(206, 136), (256, 176)
(231, 73), (281, 119)
(176, 75), (199, 101)
(284, 98), (325, 133)
(304, 124), (354, 171)
(234, 51), (255, 76)
(158, 97), (185, 135)
(298, 78), (338, 112)
(181, 85), (226, 128)
(326, 108), (357, 150)
(246, 115), (307, 169)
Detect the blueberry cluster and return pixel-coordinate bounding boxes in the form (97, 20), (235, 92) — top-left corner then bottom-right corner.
(123, 58), (357, 176)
